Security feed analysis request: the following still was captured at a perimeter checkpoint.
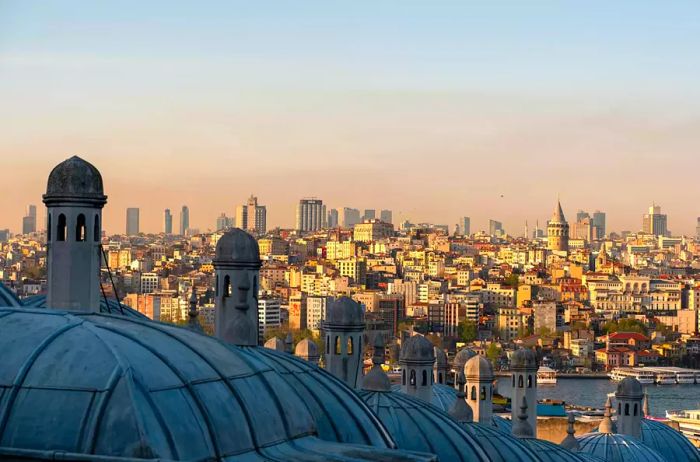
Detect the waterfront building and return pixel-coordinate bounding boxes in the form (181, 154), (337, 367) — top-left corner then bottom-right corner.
(215, 212), (233, 231)
(328, 208), (339, 227)
(489, 219), (504, 237)
(342, 207), (362, 228)
(592, 210), (606, 239)
(363, 209), (376, 221)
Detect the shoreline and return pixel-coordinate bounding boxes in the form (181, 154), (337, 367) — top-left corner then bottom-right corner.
(494, 371), (610, 379)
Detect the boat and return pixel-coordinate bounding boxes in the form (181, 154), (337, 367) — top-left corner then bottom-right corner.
(653, 370), (677, 385)
(667, 410), (700, 443)
(537, 366), (557, 385)
(608, 367), (655, 384)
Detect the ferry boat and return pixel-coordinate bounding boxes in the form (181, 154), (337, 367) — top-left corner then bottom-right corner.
(537, 366), (557, 385)
(652, 369), (677, 385)
(608, 367), (655, 385)
(667, 410), (700, 443)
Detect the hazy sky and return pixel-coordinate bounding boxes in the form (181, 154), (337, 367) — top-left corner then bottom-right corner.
(2, 1), (700, 235)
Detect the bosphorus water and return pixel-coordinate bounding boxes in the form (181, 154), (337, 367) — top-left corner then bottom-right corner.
(496, 377), (700, 417)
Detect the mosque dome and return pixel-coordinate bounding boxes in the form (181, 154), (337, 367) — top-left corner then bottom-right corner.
(399, 335), (435, 364)
(391, 382), (458, 412)
(22, 294), (148, 319)
(0, 282), (21, 307)
(640, 418), (700, 462)
(577, 432), (666, 462)
(465, 355), (494, 380)
(295, 338), (320, 362)
(0, 307), (429, 461)
(492, 415), (513, 433)
(359, 388), (490, 462)
(453, 347), (478, 372)
(44, 156), (106, 204)
(213, 228), (261, 268)
(324, 297), (364, 327)
(616, 377), (644, 399)
(460, 423), (540, 462)
(264, 336), (285, 351)
(520, 437), (591, 462)
(511, 348), (537, 369)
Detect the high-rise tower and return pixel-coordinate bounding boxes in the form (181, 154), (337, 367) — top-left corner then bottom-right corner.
(126, 207), (139, 236)
(180, 205), (190, 236)
(164, 208), (173, 234)
(547, 199), (569, 252)
(43, 156), (107, 312)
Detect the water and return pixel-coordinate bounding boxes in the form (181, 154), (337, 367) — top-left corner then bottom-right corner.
(496, 377), (700, 418)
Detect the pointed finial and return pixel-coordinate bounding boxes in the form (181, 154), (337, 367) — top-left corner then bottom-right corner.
(560, 412), (580, 451)
(187, 286), (203, 332)
(599, 397), (615, 433)
(449, 371), (473, 424)
(512, 396), (534, 438)
(284, 332), (293, 353)
(643, 391), (650, 417)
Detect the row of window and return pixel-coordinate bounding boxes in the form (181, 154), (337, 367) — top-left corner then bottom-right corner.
(325, 335), (356, 356)
(512, 374), (535, 388)
(402, 368), (433, 387)
(48, 213), (99, 242)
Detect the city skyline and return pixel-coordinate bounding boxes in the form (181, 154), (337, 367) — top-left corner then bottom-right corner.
(2, 2), (700, 234)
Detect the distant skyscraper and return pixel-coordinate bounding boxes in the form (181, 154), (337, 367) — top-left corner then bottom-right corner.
(363, 209), (376, 221)
(547, 200), (569, 252)
(380, 209), (393, 224)
(488, 220), (503, 237)
(697, 218), (700, 240)
(0, 229), (9, 242)
(235, 204), (247, 229)
(22, 204), (37, 234)
(164, 209), (173, 234)
(328, 208), (339, 228)
(460, 217), (471, 236)
(216, 213), (233, 231)
(576, 210), (590, 223)
(642, 204), (668, 237)
(296, 198), (324, 232)
(234, 195), (266, 234)
(592, 210), (606, 239)
(180, 205), (190, 236)
(126, 208), (140, 236)
(342, 207), (361, 228)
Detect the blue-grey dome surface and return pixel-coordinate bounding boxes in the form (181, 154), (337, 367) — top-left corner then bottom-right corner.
(358, 389), (490, 462)
(577, 432), (667, 462)
(0, 307), (434, 462)
(22, 294), (148, 319)
(0, 282), (21, 307)
(520, 437), (590, 462)
(461, 423), (540, 462)
(640, 418), (700, 462)
(492, 415), (513, 432)
(391, 382), (457, 412)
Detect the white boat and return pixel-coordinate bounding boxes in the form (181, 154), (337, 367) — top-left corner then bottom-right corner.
(608, 367), (655, 385)
(654, 371), (677, 385)
(667, 410), (700, 443)
(537, 366), (557, 385)
(674, 370), (696, 384)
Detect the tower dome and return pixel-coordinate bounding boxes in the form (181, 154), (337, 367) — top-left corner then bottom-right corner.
(0, 307), (430, 461)
(616, 376), (644, 399)
(465, 355), (494, 380)
(44, 156), (106, 205)
(213, 228), (261, 268)
(295, 338), (320, 364)
(577, 432), (666, 462)
(324, 296), (364, 327)
(400, 335), (435, 364)
(453, 347), (478, 374)
(511, 348), (537, 368)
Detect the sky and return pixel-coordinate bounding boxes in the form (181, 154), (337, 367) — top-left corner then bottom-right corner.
(1, 1), (700, 235)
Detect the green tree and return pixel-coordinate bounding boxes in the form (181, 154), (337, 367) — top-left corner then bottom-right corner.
(605, 318), (648, 335)
(486, 343), (502, 366)
(457, 320), (478, 343)
(503, 273), (520, 288)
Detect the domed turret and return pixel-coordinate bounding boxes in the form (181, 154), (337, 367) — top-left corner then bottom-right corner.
(615, 377), (644, 438)
(433, 346), (449, 384)
(640, 418), (700, 462)
(511, 348), (537, 432)
(453, 348), (477, 386)
(322, 297), (364, 388)
(577, 432), (666, 462)
(465, 355), (494, 425)
(295, 338), (320, 365)
(43, 156), (107, 312)
(213, 228), (261, 346)
(399, 335), (435, 403)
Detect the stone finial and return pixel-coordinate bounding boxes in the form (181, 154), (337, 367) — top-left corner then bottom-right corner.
(284, 332), (294, 353)
(512, 396), (534, 439)
(643, 391), (650, 417)
(598, 397), (615, 434)
(560, 412), (580, 451)
(361, 335), (391, 392)
(187, 286), (203, 333)
(449, 371), (473, 424)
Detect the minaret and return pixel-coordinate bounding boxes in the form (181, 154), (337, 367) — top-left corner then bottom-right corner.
(449, 371), (473, 424)
(615, 377), (644, 438)
(547, 199), (569, 253)
(322, 297), (365, 389)
(465, 355), (494, 425)
(399, 334), (435, 403)
(213, 228), (261, 346)
(511, 348), (537, 433)
(512, 396), (534, 439)
(560, 412), (580, 451)
(433, 346), (449, 384)
(43, 156), (107, 312)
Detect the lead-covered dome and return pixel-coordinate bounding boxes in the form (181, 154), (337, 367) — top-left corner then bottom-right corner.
(461, 424), (540, 462)
(453, 348), (477, 372)
(390, 382), (458, 412)
(616, 377), (644, 399)
(511, 348), (537, 369)
(640, 418), (700, 462)
(519, 438), (591, 462)
(400, 335), (435, 365)
(465, 355), (494, 380)
(0, 307), (428, 462)
(577, 432), (666, 462)
(214, 228), (260, 268)
(44, 156), (106, 204)
(324, 297), (364, 328)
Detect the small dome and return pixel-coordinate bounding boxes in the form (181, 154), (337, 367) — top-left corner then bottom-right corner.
(520, 438), (590, 462)
(465, 355), (494, 381)
(511, 348), (537, 369)
(324, 297), (364, 328)
(461, 423), (539, 462)
(434, 346), (448, 368)
(577, 432), (666, 462)
(391, 382), (457, 412)
(44, 156), (106, 204)
(616, 377), (644, 399)
(454, 348), (478, 371)
(640, 418), (700, 462)
(213, 228), (260, 268)
(294, 338), (319, 359)
(399, 335), (435, 365)
(265, 336), (285, 351)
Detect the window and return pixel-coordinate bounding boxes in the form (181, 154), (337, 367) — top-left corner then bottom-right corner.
(527, 375), (533, 388)
(409, 370), (416, 386)
(471, 386), (477, 400)
(480, 386), (486, 400)
(633, 404), (638, 416)
(57, 214), (66, 241)
(215, 275), (219, 296)
(402, 369), (406, 385)
(75, 214), (86, 241)
(512, 376), (516, 387)
(347, 337), (353, 355)
(47, 214), (52, 241)
(625, 403), (629, 416)
(421, 370), (427, 386)
(518, 375), (523, 388)
(94, 215), (100, 241)
(223, 276), (231, 298)
(326, 336), (330, 354)
(335, 336), (341, 355)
